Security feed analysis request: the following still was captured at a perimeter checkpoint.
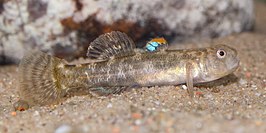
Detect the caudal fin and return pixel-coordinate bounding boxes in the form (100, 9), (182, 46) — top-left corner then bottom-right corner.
(18, 50), (68, 106)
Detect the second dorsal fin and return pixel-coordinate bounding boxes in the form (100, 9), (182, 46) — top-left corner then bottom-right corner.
(86, 31), (136, 60)
(145, 37), (168, 52)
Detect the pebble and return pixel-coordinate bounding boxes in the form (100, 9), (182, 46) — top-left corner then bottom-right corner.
(154, 101), (160, 106)
(112, 126), (120, 133)
(107, 103), (112, 108)
(255, 120), (263, 126)
(135, 119), (142, 125)
(34, 111), (40, 116)
(245, 72), (252, 78)
(239, 78), (247, 86)
(181, 85), (187, 90)
(13, 100), (30, 111)
(132, 113), (142, 119)
(54, 125), (73, 133)
(232, 97), (238, 101)
(196, 122), (203, 129)
(255, 93), (261, 97)
(251, 84), (257, 88)
(11, 111), (16, 116)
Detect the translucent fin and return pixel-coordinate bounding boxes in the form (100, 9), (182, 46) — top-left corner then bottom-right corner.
(18, 50), (68, 107)
(186, 62), (195, 97)
(90, 87), (128, 96)
(145, 37), (168, 52)
(87, 31), (136, 60)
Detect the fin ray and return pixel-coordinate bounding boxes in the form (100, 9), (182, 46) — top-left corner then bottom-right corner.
(87, 31), (136, 60)
(90, 87), (128, 96)
(18, 50), (68, 106)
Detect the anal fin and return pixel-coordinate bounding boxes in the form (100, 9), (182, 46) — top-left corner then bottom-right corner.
(89, 86), (129, 96)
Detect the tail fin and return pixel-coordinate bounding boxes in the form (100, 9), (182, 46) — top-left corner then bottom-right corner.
(18, 50), (68, 106)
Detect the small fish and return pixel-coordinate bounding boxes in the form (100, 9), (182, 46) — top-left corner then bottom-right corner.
(15, 31), (239, 109)
(145, 37), (168, 52)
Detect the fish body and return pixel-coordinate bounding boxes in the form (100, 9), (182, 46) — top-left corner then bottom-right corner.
(16, 31), (239, 107)
(65, 48), (224, 87)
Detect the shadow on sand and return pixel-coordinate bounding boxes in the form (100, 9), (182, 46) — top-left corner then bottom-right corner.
(195, 74), (239, 93)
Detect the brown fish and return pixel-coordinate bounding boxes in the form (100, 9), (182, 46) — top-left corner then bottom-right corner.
(15, 31), (239, 109)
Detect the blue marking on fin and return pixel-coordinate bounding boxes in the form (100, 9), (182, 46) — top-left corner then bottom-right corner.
(145, 38), (168, 52)
(146, 45), (156, 51)
(150, 42), (159, 47)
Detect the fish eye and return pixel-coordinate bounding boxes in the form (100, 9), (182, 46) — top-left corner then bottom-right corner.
(217, 49), (226, 58)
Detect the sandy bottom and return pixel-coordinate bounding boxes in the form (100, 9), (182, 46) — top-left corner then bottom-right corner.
(1, 2), (266, 133)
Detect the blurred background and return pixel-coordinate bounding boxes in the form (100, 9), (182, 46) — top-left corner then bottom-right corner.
(0, 0), (264, 64)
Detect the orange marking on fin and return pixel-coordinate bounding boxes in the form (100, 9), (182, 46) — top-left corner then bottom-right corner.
(150, 37), (167, 44)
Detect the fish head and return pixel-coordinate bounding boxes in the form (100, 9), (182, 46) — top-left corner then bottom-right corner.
(201, 44), (239, 81)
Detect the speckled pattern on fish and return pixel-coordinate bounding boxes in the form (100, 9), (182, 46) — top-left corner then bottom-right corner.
(15, 31), (239, 110)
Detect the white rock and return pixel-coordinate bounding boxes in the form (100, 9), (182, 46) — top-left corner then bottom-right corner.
(55, 125), (73, 133)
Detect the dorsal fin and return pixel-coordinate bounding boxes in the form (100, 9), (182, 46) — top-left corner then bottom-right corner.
(87, 31), (136, 60)
(145, 37), (168, 52)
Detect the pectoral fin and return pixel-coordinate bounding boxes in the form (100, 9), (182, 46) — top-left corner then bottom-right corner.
(186, 62), (194, 97)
